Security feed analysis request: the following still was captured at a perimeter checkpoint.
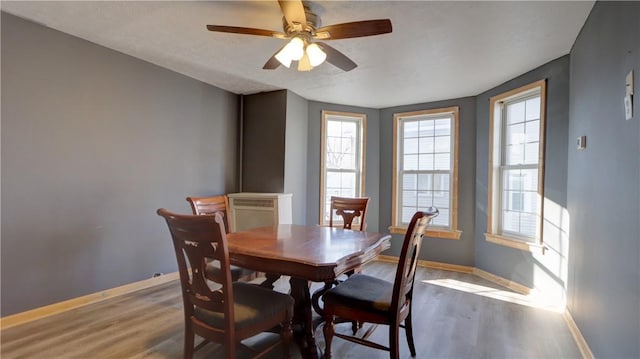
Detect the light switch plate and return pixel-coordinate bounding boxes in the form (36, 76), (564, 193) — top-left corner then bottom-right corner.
(625, 95), (633, 120)
(577, 135), (587, 150)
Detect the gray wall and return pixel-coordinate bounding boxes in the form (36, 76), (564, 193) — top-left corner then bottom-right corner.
(474, 56), (570, 288)
(241, 90), (287, 192)
(306, 101), (381, 231)
(379, 98), (477, 265)
(284, 91), (309, 224)
(1, 13), (239, 316)
(567, 2), (640, 358)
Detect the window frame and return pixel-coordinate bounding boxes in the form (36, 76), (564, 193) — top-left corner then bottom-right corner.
(486, 80), (547, 252)
(391, 106), (461, 240)
(319, 110), (366, 227)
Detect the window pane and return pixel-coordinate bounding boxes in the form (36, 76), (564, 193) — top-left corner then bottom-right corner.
(525, 120), (540, 143)
(341, 137), (354, 155)
(418, 154), (434, 171)
(506, 123), (525, 145)
(417, 174), (433, 190)
(403, 173), (418, 190)
(526, 97), (540, 121)
(404, 121), (419, 138)
(434, 119), (450, 136)
(505, 170), (523, 191)
(502, 210), (520, 233)
(327, 172), (340, 189)
(434, 135), (450, 152)
(506, 144), (524, 165)
(342, 122), (357, 137)
(520, 213), (537, 237)
(417, 191), (432, 207)
(404, 154), (419, 170)
(524, 143), (539, 164)
(434, 173), (450, 191)
(403, 191), (417, 207)
(404, 138), (419, 154)
(327, 121), (342, 137)
(340, 153), (356, 169)
(419, 137), (434, 153)
(433, 191), (450, 208)
(434, 153), (450, 170)
(419, 120), (434, 137)
(340, 172), (355, 189)
(522, 169), (538, 191)
(522, 191), (538, 213)
(507, 101), (525, 124)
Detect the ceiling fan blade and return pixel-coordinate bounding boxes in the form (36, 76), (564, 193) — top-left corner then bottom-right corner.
(315, 19), (392, 40)
(317, 42), (357, 72)
(263, 45), (286, 70)
(278, 0), (307, 29)
(206, 25), (285, 38)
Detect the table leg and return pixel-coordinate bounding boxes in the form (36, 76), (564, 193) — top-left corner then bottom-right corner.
(289, 276), (319, 359)
(260, 273), (281, 289)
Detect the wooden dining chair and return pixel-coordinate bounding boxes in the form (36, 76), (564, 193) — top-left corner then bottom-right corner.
(328, 196), (369, 231)
(157, 209), (294, 359)
(186, 195), (257, 282)
(322, 208), (439, 359)
(312, 196), (370, 331)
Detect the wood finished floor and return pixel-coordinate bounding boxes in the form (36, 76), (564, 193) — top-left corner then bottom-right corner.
(0, 261), (581, 359)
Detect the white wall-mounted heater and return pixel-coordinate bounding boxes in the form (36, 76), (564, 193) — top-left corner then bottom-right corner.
(227, 193), (293, 232)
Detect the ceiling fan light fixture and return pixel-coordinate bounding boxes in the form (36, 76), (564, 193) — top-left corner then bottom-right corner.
(298, 52), (313, 72)
(287, 37), (305, 60)
(306, 43), (326, 67)
(275, 36), (304, 67)
(275, 49), (293, 68)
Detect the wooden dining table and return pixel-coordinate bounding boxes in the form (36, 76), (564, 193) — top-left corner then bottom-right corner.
(226, 224), (391, 359)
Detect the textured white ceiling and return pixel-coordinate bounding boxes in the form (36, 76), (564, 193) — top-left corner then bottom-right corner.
(1, 1), (594, 108)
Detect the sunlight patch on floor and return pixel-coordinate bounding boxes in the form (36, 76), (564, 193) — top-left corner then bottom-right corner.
(421, 278), (565, 313)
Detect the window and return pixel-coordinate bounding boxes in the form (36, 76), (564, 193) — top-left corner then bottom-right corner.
(320, 111), (366, 226)
(486, 80), (546, 251)
(392, 107), (461, 239)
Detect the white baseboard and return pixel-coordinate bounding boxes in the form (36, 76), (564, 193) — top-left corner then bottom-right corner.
(563, 309), (595, 359)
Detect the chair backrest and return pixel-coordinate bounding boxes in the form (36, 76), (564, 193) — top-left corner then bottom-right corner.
(391, 208), (439, 321)
(329, 196), (369, 231)
(157, 208), (235, 343)
(186, 195), (231, 234)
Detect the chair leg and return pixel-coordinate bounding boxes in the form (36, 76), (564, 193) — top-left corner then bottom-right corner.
(311, 281), (334, 316)
(389, 324), (400, 359)
(281, 316), (293, 359)
(183, 325), (195, 359)
(323, 316), (336, 359)
(405, 313), (417, 357)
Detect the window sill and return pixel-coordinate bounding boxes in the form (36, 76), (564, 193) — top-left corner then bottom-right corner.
(484, 233), (545, 254)
(389, 226), (462, 240)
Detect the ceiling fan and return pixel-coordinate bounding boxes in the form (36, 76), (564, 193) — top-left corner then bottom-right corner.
(206, 0), (392, 72)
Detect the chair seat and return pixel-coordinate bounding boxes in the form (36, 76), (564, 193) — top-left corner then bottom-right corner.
(206, 260), (255, 282)
(194, 282), (294, 331)
(323, 274), (394, 317)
